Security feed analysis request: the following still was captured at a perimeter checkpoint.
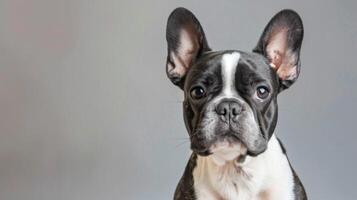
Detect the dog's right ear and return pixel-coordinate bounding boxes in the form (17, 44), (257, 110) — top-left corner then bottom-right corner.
(166, 7), (210, 89)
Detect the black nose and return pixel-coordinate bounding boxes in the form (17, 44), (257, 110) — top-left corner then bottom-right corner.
(216, 100), (242, 122)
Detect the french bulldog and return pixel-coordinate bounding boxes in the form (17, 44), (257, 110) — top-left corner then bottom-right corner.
(165, 7), (307, 200)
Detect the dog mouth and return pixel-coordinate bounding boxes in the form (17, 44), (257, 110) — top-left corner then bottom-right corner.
(209, 137), (247, 165)
(191, 133), (248, 164)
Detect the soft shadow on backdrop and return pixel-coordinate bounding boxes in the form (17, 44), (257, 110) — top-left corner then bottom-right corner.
(0, 0), (356, 199)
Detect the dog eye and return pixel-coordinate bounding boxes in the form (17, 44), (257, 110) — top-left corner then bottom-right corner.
(190, 86), (206, 99)
(256, 86), (269, 99)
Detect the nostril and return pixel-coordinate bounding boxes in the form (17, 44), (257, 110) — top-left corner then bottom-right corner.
(232, 108), (238, 116)
(232, 106), (241, 116)
(216, 102), (228, 116)
(217, 107), (227, 116)
(223, 108), (227, 116)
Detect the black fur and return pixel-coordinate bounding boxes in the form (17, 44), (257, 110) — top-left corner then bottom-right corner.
(173, 154), (197, 200)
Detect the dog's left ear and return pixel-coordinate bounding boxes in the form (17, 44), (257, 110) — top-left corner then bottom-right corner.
(166, 7), (211, 89)
(253, 9), (304, 91)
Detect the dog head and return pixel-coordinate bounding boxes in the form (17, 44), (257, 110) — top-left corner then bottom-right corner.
(165, 8), (303, 161)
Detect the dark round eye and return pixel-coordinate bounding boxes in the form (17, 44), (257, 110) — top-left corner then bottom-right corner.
(256, 86), (269, 99)
(190, 86), (206, 99)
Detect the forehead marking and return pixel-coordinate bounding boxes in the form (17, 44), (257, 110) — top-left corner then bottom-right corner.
(221, 52), (240, 97)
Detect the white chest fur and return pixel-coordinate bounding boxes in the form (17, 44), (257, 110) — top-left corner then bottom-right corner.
(192, 135), (295, 200)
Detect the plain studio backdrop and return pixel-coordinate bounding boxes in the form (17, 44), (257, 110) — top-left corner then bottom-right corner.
(0, 0), (356, 199)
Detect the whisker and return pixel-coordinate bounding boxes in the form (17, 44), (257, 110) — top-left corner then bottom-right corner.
(172, 137), (191, 141)
(175, 140), (190, 148)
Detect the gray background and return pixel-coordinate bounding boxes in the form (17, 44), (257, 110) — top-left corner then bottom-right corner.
(0, 0), (356, 199)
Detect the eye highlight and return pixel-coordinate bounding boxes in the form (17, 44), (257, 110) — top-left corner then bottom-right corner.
(190, 86), (206, 100)
(256, 86), (269, 99)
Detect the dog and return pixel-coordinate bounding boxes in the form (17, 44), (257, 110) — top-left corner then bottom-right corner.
(165, 7), (307, 200)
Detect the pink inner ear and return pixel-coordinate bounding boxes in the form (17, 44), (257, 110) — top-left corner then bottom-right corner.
(266, 29), (297, 80)
(266, 29), (288, 70)
(168, 29), (200, 78)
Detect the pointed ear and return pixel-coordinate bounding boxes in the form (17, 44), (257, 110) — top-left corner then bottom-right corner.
(166, 7), (210, 89)
(253, 9), (304, 91)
